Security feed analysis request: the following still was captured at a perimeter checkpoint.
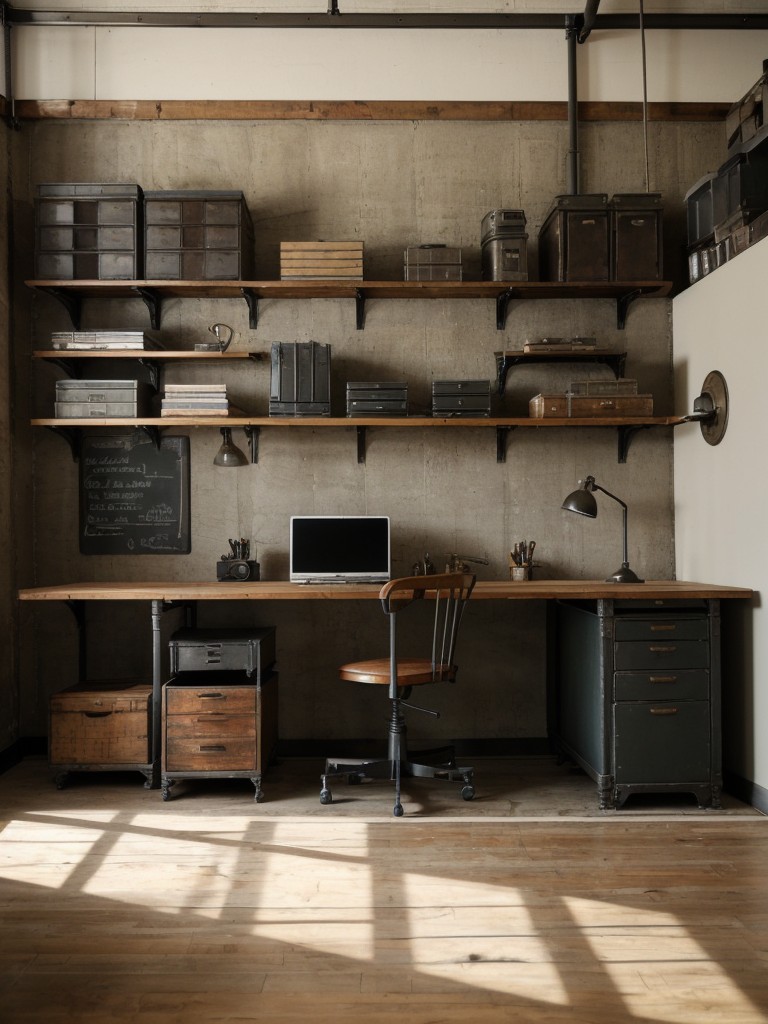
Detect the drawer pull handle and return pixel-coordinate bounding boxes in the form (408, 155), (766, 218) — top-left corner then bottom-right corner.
(198, 692), (225, 699)
(650, 707), (678, 716)
(648, 645), (676, 653)
(649, 675), (678, 684)
(650, 624), (677, 632)
(199, 744), (226, 752)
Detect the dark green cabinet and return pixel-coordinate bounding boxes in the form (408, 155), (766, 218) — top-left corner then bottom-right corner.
(555, 598), (721, 809)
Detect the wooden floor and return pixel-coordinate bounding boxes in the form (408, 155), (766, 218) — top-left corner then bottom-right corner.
(2, 757), (768, 1023)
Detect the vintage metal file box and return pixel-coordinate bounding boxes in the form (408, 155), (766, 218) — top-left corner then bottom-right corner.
(49, 681), (152, 776)
(54, 379), (153, 418)
(610, 193), (663, 280)
(538, 194), (610, 282)
(404, 245), (462, 281)
(432, 380), (491, 417)
(481, 209), (529, 281)
(270, 341), (331, 416)
(346, 381), (408, 417)
(144, 190), (254, 279)
(35, 182), (142, 280)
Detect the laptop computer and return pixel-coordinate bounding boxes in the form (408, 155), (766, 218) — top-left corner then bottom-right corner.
(289, 515), (391, 584)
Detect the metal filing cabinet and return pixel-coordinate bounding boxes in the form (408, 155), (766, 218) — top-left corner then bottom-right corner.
(162, 627), (278, 801)
(555, 599), (721, 809)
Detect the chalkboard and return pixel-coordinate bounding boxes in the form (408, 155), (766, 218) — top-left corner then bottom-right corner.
(80, 431), (190, 554)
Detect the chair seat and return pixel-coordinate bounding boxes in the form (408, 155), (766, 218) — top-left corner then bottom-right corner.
(340, 657), (455, 686)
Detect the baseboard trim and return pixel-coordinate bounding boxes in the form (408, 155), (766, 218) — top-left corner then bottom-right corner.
(724, 771), (768, 815)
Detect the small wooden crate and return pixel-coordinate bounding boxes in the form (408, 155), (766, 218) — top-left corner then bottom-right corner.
(280, 240), (364, 279)
(49, 681), (151, 766)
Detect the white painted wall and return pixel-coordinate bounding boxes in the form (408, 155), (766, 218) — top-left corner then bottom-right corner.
(6, 20), (768, 102)
(673, 240), (767, 792)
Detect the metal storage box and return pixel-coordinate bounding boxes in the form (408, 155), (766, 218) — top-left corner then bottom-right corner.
(144, 190), (254, 280)
(404, 245), (462, 281)
(538, 194), (610, 282)
(712, 145), (768, 228)
(611, 193), (663, 280)
(432, 380), (491, 417)
(270, 341), (331, 417)
(481, 236), (528, 281)
(49, 681), (151, 766)
(346, 381), (408, 417)
(169, 627), (276, 682)
(481, 209), (526, 244)
(726, 61), (768, 152)
(529, 393), (653, 418)
(54, 379), (153, 418)
(35, 182), (142, 280)
(685, 173), (717, 247)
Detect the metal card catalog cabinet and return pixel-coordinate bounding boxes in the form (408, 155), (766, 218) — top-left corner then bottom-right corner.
(555, 599), (721, 809)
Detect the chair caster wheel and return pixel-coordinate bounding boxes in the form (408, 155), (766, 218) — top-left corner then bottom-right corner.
(393, 803), (404, 817)
(461, 785), (475, 801)
(320, 788), (333, 805)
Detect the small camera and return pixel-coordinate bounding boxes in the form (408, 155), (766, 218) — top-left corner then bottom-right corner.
(216, 559), (260, 582)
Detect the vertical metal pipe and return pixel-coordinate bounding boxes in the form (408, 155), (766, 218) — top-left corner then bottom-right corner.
(639, 0), (650, 191)
(566, 17), (579, 195)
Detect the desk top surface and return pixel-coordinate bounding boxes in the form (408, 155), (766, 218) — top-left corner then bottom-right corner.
(18, 579), (754, 602)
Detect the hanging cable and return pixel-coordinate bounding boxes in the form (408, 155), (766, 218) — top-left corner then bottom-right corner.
(639, 0), (650, 191)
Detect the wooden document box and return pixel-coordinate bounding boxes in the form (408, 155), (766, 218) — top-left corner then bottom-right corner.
(49, 681), (151, 772)
(529, 393), (653, 418)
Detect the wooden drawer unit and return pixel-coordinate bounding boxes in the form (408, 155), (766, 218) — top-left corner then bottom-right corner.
(49, 681), (152, 787)
(555, 599), (721, 810)
(161, 671), (278, 801)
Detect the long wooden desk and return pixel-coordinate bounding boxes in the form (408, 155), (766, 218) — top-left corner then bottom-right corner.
(19, 579), (754, 803)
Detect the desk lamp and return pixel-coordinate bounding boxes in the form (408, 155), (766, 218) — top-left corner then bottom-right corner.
(213, 427), (248, 468)
(561, 475), (644, 584)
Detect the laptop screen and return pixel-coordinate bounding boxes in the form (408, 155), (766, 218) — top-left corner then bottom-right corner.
(290, 515), (391, 584)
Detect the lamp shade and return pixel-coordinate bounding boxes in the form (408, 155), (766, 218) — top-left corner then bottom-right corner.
(561, 474), (643, 584)
(213, 427), (248, 468)
(561, 483), (598, 518)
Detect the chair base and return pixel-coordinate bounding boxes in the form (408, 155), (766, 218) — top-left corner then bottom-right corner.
(320, 747), (475, 816)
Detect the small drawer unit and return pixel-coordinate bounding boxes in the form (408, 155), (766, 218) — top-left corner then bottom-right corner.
(169, 626), (276, 680)
(35, 182), (143, 280)
(432, 380), (491, 418)
(556, 599), (721, 810)
(144, 190), (254, 280)
(49, 681), (152, 787)
(161, 672), (278, 801)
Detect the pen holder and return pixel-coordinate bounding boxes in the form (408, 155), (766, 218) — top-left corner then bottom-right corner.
(509, 559), (532, 581)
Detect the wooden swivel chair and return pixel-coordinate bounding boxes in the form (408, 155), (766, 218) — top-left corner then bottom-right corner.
(320, 571), (476, 817)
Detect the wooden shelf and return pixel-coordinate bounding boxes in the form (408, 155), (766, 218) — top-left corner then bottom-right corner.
(26, 278), (673, 331)
(31, 413), (685, 464)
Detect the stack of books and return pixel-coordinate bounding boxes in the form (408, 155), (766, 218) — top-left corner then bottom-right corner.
(280, 241), (364, 280)
(51, 330), (156, 351)
(161, 383), (229, 417)
(523, 336), (597, 354)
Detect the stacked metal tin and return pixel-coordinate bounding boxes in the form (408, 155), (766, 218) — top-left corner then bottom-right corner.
(481, 209), (528, 281)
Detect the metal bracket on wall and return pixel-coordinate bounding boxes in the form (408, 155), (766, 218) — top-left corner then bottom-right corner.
(135, 287), (161, 330)
(241, 288), (258, 329)
(496, 288), (516, 330)
(617, 423), (651, 463)
(243, 425), (260, 462)
(44, 424), (82, 461)
(496, 425), (518, 462)
(616, 288), (642, 330)
(495, 350), (627, 396)
(39, 286), (83, 330)
(355, 289), (365, 330)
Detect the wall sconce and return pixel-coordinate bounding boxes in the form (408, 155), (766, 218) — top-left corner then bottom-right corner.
(213, 427), (248, 468)
(561, 475), (644, 584)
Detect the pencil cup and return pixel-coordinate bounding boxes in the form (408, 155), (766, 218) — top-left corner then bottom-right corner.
(510, 565), (531, 582)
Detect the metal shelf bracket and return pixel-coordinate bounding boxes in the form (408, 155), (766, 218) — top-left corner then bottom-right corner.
(355, 289), (365, 330)
(243, 425), (260, 463)
(242, 288), (258, 329)
(135, 287), (161, 330)
(496, 424), (518, 462)
(496, 288), (515, 330)
(616, 288), (642, 330)
(39, 286), (82, 330)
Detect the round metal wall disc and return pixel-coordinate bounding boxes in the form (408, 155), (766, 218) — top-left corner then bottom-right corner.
(700, 370), (729, 446)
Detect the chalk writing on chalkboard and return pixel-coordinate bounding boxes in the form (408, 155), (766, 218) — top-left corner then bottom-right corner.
(80, 431), (190, 554)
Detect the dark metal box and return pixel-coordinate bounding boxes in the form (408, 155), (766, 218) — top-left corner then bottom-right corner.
(346, 381), (408, 417)
(144, 190), (254, 279)
(169, 627), (276, 682)
(685, 173), (717, 247)
(35, 182), (143, 280)
(432, 380), (491, 417)
(54, 379), (153, 418)
(610, 193), (663, 281)
(270, 341), (331, 415)
(538, 194), (610, 282)
(481, 209), (527, 244)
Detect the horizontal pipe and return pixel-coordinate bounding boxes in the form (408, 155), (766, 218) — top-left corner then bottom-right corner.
(5, 9), (768, 31)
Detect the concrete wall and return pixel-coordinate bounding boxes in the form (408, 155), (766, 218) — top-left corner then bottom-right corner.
(673, 239), (768, 799)
(11, 114), (722, 746)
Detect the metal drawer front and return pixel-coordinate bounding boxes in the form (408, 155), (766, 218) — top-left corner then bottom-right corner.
(614, 640), (709, 671)
(614, 702), (710, 783)
(614, 617), (708, 642)
(614, 669), (709, 702)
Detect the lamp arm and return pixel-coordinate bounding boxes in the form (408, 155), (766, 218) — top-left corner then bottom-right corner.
(591, 482), (630, 567)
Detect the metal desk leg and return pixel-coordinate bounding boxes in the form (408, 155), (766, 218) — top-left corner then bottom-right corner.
(150, 600), (165, 789)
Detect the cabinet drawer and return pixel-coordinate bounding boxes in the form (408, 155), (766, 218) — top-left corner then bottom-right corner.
(614, 669), (709, 702)
(614, 640), (709, 671)
(165, 685), (256, 715)
(164, 735), (256, 772)
(165, 712), (257, 741)
(614, 617), (708, 642)
(614, 701), (711, 783)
